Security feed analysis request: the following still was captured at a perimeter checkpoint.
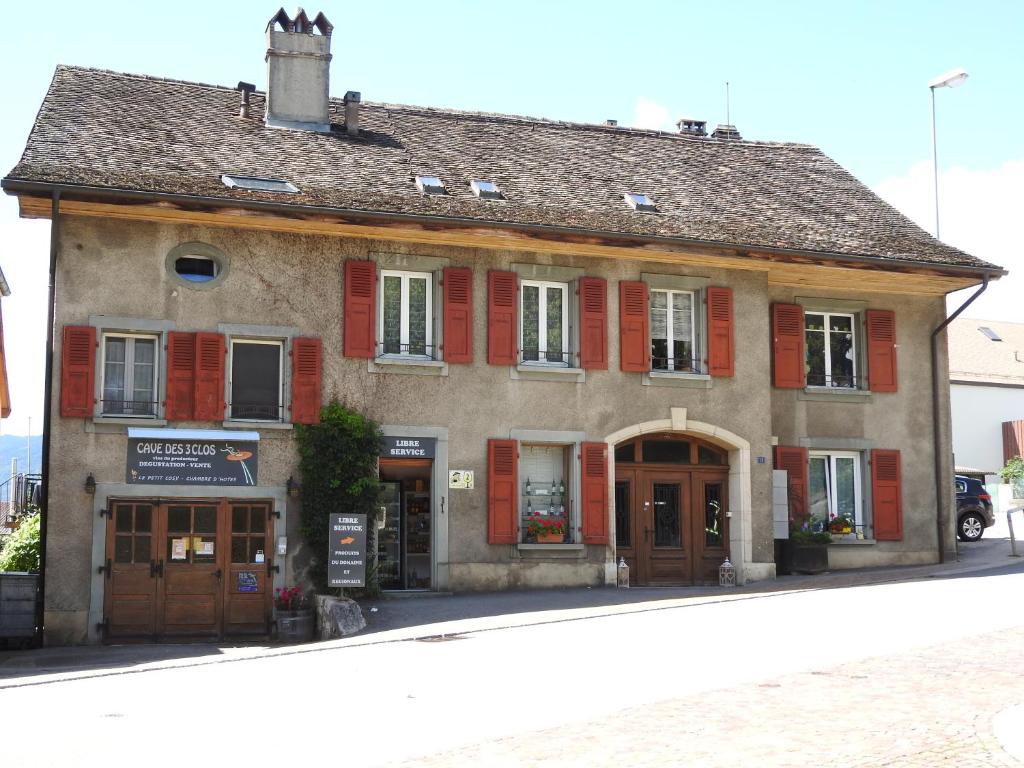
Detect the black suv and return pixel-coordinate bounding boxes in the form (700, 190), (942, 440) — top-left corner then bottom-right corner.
(955, 475), (995, 542)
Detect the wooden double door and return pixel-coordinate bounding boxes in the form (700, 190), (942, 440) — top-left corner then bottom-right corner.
(615, 469), (729, 585)
(103, 499), (274, 641)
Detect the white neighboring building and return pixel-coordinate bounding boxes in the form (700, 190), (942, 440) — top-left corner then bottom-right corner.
(948, 318), (1024, 510)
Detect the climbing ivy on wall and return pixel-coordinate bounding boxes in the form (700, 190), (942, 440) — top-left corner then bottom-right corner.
(296, 401), (383, 592)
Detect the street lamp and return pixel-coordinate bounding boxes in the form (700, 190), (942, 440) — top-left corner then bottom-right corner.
(929, 68), (968, 239)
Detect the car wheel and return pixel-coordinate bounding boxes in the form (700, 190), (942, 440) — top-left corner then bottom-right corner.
(958, 513), (985, 542)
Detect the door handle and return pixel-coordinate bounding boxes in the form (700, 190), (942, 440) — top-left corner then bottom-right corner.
(149, 559), (157, 578)
(213, 568), (223, 579)
(644, 526), (651, 542)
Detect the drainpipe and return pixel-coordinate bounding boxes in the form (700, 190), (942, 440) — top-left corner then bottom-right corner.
(35, 191), (60, 646)
(931, 275), (988, 563)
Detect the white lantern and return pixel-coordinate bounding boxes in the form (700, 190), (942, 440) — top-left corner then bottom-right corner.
(719, 557), (737, 587)
(616, 557), (630, 589)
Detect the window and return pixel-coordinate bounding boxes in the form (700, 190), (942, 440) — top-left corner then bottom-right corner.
(229, 339), (283, 421)
(415, 175), (446, 195)
(650, 289), (697, 373)
(805, 311), (856, 388)
(808, 451), (862, 534)
(174, 255), (218, 283)
(520, 444), (572, 544)
(221, 174), (298, 193)
(102, 334), (158, 417)
(624, 192), (657, 212)
(471, 179), (504, 200)
(521, 280), (569, 365)
(380, 270), (433, 359)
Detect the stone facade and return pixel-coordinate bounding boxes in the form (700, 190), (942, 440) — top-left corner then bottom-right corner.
(40, 214), (957, 644)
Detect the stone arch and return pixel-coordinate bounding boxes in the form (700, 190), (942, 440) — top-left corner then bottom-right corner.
(604, 407), (757, 584)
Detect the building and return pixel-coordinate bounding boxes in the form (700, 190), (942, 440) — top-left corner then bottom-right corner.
(2, 9), (1004, 645)
(949, 317), (1024, 496)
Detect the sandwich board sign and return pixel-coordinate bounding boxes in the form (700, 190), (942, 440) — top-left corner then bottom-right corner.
(328, 513), (367, 588)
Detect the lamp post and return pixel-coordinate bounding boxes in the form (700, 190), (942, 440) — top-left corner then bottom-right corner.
(928, 68), (968, 239)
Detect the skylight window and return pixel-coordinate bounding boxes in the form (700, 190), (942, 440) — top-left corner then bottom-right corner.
(979, 326), (1003, 342)
(471, 179), (504, 200)
(221, 174), (299, 193)
(624, 192), (657, 212)
(415, 175), (447, 195)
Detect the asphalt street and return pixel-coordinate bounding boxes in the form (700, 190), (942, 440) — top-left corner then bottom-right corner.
(1, 520), (1023, 767)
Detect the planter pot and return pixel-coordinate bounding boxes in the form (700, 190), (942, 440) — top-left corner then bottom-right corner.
(776, 540), (828, 575)
(535, 532), (565, 544)
(276, 609), (314, 643)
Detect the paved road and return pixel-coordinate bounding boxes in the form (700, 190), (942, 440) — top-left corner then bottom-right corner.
(1, 541), (1023, 767)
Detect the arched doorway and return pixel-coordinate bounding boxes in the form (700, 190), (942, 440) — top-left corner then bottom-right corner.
(614, 432), (730, 585)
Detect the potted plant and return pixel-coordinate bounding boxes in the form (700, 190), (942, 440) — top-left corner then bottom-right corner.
(829, 514), (854, 535)
(274, 586), (314, 643)
(526, 515), (567, 544)
(777, 521), (831, 575)
(1001, 456), (1024, 504)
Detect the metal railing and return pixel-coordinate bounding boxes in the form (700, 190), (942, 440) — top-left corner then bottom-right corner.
(520, 347), (574, 366)
(377, 342), (438, 360)
(0, 473), (42, 531)
(650, 356), (704, 374)
(805, 373), (860, 389)
(229, 402), (284, 421)
(101, 399), (159, 417)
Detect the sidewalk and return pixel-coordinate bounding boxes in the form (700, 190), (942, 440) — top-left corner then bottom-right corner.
(2, 529), (1022, 689)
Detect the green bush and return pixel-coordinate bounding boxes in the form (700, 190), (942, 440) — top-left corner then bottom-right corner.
(0, 512), (41, 572)
(296, 402), (383, 593)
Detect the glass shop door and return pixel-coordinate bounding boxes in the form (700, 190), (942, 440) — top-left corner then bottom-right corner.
(378, 460), (433, 590)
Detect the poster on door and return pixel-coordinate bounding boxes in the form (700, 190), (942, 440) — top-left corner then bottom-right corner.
(328, 513), (367, 588)
(126, 437), (258, 486)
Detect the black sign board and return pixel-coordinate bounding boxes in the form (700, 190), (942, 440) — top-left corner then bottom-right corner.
(328, 513), (367, 588)
(381, 436), (436, 459)
(126, 437), (259, 486)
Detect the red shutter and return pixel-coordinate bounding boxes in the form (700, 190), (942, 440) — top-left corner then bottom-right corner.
(290, 337), (322, 425)
(706, 286), (734, 377)
(165, 332), (196, 420)
(866, 310), (897, 392)
(193, 332), (225, 421)
(772, 303), (805, 388)
(871, 449), (903, 541)
(487, 271), (517, 365)
(343, 260), (377, 358)
(1004, 420), (1024, 463)
(60, 325), (96, 418)
(487, 439), (518, 544)
(774, 446), (809, 523)
(578, 277), (608, 370)
(581, 442), (609, 544)
(619, 281), (649, 372)
(442, 267), (473, 364)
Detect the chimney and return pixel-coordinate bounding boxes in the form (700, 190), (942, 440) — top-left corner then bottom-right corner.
(344, 91), (361, 136)
(604, 119), (618, 126)
(711, 124), (742, 140)
(265, 8), (334, 133)
(237, 81), (256, 118)
(676, 117), (707, 137)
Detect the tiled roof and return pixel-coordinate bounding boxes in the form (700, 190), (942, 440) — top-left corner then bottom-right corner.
(948, 317), (1024, 386)
(4, 66), (1001, 274)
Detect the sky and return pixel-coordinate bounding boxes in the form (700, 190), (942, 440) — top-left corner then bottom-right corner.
(0, 0), (1021, 436)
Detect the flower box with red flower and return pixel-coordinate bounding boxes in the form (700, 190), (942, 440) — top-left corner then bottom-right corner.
(526, 515), (567, 544)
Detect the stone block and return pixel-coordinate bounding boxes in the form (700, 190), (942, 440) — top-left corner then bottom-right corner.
(315, 595), (366, 639)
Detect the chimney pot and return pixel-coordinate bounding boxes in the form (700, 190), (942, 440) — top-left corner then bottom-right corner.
(344, 90), (361, 136)
(237, 81), (256, 119)
(711, 123), (742, 141)
(264, 8), (334, 132)
(676, 117), (707, 137)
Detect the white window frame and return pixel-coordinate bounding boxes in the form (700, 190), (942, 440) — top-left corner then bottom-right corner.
(805, 310), (858, 389)
(228, 338), (284, 422)
(100, 332), (160, 418)
(519, 442), (573, 545)
(808, 450), (863, 530)
(649, 288), (697, 373)
(379, 269), (434, 360)
(520, 279), (569, 366)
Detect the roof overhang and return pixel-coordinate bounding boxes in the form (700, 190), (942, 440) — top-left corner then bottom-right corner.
(3, 178), (1005, 296)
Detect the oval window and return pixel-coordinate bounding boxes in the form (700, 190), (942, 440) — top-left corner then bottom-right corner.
(175, 255), (219, 282)
(166, 242), (228, 289)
